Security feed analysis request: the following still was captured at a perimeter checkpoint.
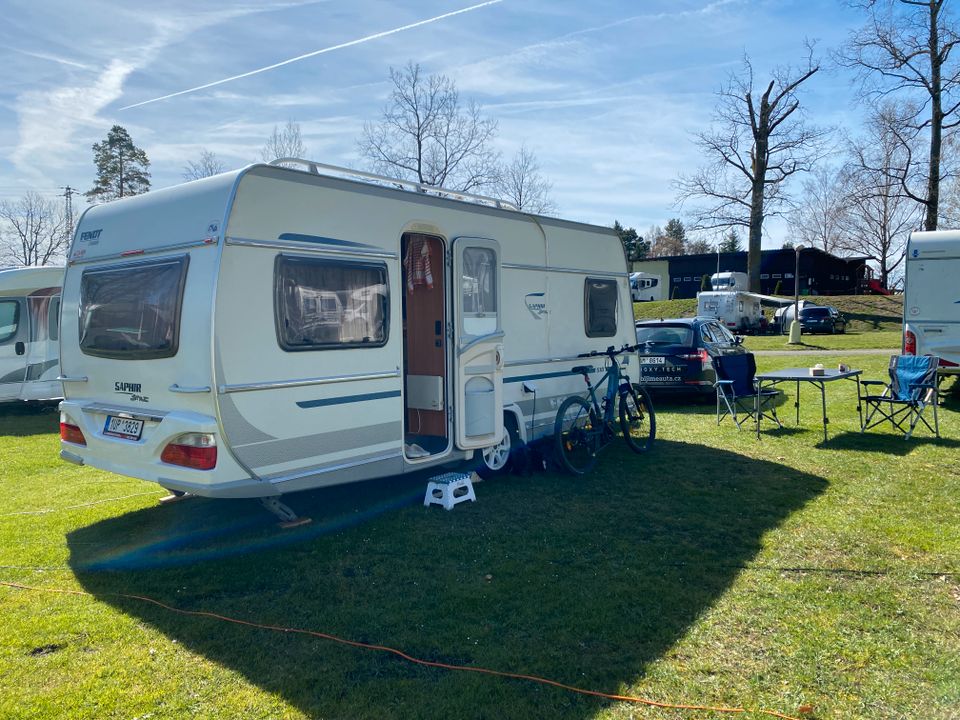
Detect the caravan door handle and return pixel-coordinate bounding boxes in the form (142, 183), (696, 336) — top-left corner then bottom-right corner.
(15, 342), (24, 356)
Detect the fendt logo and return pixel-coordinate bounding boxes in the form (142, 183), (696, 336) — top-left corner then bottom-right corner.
(80, 229), (103, 242)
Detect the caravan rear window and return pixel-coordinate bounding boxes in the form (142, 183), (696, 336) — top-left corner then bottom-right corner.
(79, 256), (189, 360)
(584, 278), (618, 338)
(275, 256), (388, 350)
(0, 301), (20, 343)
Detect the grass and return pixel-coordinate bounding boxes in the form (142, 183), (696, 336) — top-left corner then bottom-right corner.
(1, 360), (959, 719)
(634, 295), (904, 334)
(742, 331), (902, 352)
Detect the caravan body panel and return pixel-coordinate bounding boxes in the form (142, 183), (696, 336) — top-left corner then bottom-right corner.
(904, 230), (960, 365)
(60, 164), (633, 499)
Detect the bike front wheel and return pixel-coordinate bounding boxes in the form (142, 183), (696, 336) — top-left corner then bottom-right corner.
(553, 395), (599, 475)
(619, 384), (656, 453)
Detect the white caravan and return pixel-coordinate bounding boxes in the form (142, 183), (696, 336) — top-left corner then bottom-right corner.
(697, 291), (764, 334)
(903, 230), (960, 367)
(629, 272), (663, 302)
(0, 266), (63, 403)
(710, 271), (749, 291)
(58, 161), (635, 512)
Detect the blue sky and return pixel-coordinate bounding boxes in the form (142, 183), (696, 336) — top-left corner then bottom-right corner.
(0, 0), (867, 245)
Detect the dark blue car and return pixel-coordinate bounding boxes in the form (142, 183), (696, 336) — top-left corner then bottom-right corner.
(635, 317), (746, 394)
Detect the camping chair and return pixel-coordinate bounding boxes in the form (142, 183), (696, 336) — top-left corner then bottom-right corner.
(859, 355), (940, 439)
(713, 353), (782, 431)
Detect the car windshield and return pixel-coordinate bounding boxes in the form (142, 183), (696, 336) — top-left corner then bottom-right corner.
(636, 324), (694, 345)
(800, 307), (830, 318)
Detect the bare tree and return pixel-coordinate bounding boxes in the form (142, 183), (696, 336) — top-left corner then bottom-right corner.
(648, 219), (687, 256)
(837, 106), (925, 288)
(676, 49), (827, 291)
(183, 149), (226, 181)
(839, 0), (960, 231)
(789, 165), (850, 253)
(261, 120), (306, 162)
(495, 145), (557, 213)
(0, 192), (68, 266)
(686, 238), (714, 254)
(359, 62), (500, 193)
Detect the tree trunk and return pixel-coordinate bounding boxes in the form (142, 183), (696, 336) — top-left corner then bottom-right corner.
(925, 0), (942, 231)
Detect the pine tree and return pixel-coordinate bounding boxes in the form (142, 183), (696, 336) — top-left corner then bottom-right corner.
(86, 125), (151, 202)
(717, 228), (743, 253)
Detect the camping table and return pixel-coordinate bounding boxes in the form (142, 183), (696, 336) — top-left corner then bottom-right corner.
(754, 367), (863, 443)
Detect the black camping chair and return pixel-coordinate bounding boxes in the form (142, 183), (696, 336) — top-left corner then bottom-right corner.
(859, 355), (940, 439)
(713, 353), (782, 430)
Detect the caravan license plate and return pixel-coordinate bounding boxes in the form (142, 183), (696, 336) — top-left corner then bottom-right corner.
(104, 415), (144, 440)
(640, 356), (666, 364)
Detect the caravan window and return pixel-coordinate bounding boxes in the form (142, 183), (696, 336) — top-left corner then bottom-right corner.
(460, 247), (497, 336)
(584, 278), (618, 338)
(79, 256), (188, 359)
(275, 256), (388, 350)
(0, 301), (19, 343)
(48, 297), (60, 342)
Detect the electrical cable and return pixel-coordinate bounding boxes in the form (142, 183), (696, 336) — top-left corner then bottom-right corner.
(0, 580), (803, 720)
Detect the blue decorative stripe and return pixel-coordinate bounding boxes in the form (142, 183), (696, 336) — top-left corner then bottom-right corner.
(278, 233), (378, 249)
(297, 390), (401, 409)
(505, 369), (597, 384)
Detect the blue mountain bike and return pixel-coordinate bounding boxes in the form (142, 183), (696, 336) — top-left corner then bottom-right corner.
(554, 344), (655, 475)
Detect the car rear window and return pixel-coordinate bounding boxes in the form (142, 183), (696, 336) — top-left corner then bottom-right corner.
(79, 255), (189, 360)
(635, 324), (694, 345)
(800, 307), (830, 318)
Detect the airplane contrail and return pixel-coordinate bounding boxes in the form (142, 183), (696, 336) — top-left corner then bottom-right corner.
(120, 0), (503, 111)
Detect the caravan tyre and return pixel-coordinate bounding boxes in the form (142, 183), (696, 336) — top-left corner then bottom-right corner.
(477, 416), (518, 479)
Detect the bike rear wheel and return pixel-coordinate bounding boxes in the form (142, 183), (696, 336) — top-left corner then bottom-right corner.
(619, 384), (656, 453)
(554, 395), (600, 475)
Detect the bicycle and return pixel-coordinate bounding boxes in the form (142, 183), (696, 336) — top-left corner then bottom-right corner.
(553, 344), (656, 475)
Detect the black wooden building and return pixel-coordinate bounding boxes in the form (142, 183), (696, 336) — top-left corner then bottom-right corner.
(632, 248), (870, 300)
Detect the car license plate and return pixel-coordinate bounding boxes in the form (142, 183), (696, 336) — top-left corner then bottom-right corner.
(104, 415), (144, 440)
(639, 356), (666, 364)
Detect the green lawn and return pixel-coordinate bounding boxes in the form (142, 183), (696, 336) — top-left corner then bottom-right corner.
(2, 360), (958, 720)
(743, 330), (901, 352)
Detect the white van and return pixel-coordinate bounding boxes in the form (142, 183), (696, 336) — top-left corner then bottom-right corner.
(903, 230), (960, 366)
(0, 266), (63, 403)
(58, 161), (635, 512)
(630, 272), (662, 302)
(710, 271), (749, 291)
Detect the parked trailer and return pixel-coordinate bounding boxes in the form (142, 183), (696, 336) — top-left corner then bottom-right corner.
(710, 271), (749, 291)
(0, 266), (63, 403)
(903, 230), (960, 367)
(697, 290), (764, 334)
(58, 161), (636, 507)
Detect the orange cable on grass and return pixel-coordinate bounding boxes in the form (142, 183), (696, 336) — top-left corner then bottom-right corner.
(0, 580), (802, 720)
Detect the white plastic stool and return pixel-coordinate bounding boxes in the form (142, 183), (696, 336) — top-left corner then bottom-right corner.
(424, 471), (477, 511)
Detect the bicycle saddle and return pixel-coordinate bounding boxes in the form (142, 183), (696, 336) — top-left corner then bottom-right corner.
(571, 365), (594, 375)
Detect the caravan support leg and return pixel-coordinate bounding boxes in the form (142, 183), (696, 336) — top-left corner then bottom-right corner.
(259, 496), (312, 529)
(159, 489), (191, 505)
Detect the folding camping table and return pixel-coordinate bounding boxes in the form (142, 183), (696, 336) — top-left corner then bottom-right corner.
(754, 367), (863, 443)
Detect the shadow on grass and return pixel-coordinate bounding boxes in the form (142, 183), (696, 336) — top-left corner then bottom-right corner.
(68, 441), (827, 719)
(0, 402), (59, 437)
(825, 430), (960, 453)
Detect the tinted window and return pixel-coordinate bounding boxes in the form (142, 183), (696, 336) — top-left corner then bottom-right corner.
(712, 323), (736, 343)
(636, 324), (693, 345)
(461, 246), (498, 337)
(800, 307), (830, 318)
(0, 301), (19, 343)
(48, 297), (60, 342)
(275, 256), (388, 350)
(79, 256), (188, 359)
(585, 278), (618, 337)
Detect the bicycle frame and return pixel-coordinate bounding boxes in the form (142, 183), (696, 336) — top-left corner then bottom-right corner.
(580, 355), (632, 425)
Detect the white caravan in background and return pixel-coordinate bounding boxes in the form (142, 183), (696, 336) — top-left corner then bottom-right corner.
(710, 271), (749, 291)
(697, 290), (764, 334)
(903, 230), (960, 367)
(630, 272), (663, 302)
(58, 160), (636, 516)
(0, 266), (63, 403)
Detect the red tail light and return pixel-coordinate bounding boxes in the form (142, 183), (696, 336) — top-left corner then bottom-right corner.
(904, 329), (917, 355)
(161, 433), (217, 470)
(60, 422), (86, 446)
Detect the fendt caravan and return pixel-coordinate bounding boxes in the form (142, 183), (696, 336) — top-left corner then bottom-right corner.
(0, 266), (63, 403)
(58, 161), (636, 516)
(903, 230), (960, 367)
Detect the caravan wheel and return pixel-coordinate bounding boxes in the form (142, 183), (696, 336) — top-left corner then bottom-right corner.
(477, 416), (518, 478)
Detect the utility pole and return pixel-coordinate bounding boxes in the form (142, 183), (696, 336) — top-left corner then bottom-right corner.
(61, 186), (76, 241)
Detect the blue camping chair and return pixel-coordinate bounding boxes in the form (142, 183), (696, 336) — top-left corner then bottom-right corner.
(713, 353), (782, 430)
(859, 355), (940, 439)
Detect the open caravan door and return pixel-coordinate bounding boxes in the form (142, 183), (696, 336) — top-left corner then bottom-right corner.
(453, 238), (504, 450)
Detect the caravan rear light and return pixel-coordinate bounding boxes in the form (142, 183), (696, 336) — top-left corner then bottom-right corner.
(60, 421), (86, 446)
(904, 329), (917, 355)
(161, 433), (217, 470)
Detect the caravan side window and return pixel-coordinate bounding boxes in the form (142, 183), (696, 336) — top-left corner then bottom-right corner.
(584, 278), (618, 338)
(48, 297), (60, 342)
(0, 301), (20, 343)
(79, 256), (189, 360)
(274, 256), (388, 351)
